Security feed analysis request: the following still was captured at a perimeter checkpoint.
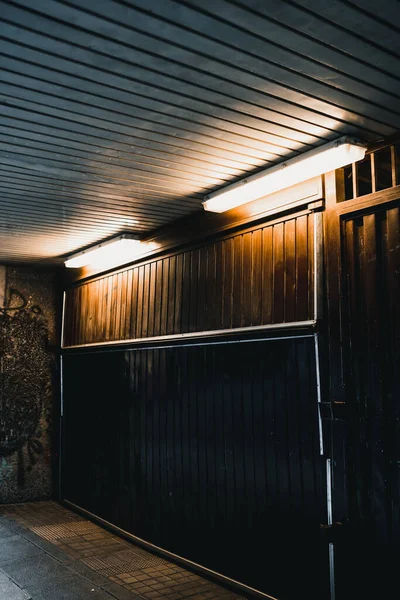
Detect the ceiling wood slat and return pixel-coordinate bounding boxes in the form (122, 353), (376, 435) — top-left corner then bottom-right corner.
(0, 0), (399, 263)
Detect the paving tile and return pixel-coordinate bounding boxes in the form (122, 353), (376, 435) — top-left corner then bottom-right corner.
(0, 502), (248, 600)
(0, 536), (41, 564)
(0, 552), (71, 588)
(0, 523), (16, 539)
(26, 573), (111, 600)
(67, 559), (110, 586)
(101, 581), (142, 600)
(0, 570), (31, 600)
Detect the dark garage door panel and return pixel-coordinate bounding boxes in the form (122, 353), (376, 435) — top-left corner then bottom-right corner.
(62, 337), (327, 599)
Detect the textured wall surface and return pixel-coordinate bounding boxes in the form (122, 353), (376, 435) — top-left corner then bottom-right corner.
(0, 265), (57, 503)
(64, 212), (314, 347)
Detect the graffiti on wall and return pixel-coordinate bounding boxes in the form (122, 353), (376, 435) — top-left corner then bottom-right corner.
(0, 288), (51, 486)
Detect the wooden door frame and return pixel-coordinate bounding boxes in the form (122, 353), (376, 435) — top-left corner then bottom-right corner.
(323, 171), (400, 597)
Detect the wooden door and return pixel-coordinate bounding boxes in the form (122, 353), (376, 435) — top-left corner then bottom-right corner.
(336, 202), (400, 598)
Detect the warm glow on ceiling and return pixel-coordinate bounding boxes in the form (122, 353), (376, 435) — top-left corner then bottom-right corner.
(64, 235), (156, 269)
(203, 136), (367, 213)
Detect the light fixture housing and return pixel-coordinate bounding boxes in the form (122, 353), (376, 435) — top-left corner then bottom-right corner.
(203, 136), (367, 213)
(64, 234), (155, 269)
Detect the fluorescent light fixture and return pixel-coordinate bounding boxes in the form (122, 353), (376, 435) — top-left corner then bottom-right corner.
(203, 136), (367, 213)
(64, 234), (155, 269)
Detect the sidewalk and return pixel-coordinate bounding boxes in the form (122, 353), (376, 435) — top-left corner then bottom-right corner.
(0, 502), (245, 600)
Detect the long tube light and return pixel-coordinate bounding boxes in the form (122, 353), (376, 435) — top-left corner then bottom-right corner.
(64, 234), (155, 269)
(203, 136), (367, 213)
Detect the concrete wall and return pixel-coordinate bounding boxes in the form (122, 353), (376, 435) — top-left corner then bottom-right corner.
(0, 265), (58, 503)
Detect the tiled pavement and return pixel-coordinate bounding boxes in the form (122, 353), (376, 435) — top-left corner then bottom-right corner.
(0, 501), (246, 600)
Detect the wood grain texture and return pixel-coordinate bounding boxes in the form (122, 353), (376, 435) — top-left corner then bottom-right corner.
(63, 213), (315, 347)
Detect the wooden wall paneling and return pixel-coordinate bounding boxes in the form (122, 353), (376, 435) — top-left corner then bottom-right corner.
(109, 276), (115, 343)
(96, 278), (103, 344)
(104, 275), (112, 342)
(125, 268), (133, 340)
(251, 229), (262, 326)
(230, 235), (242, 329)
(136, 265), (144, 339)
(187, 250), (198, 333)
(174, 253), (184, 334)
(62, 289), (70, 347)
(328, 190), (400, 598)
(62, 336), (327, 599)
(295, 214), (309, 321)
(100, 276), (108, 343)
(63, 212), (316, 347)
(323, 172), (345, 407)
(70, 286), (77, 346)
(214, 241), (224, 332)
(87, 279), (95, 345)
(109, 275), (116, 342)
(153, 260), (162, 338)
(84, 282), (92, 345)
(76, 285), (83, 346)
(159, 257), (168, 337)
(79, 283), (86, 346)
(142, 263), (151, 339)
(285, 342), (303, 513)
(284, 219), (296, 323)
(321, 171), (350, 600)
(112, 274), (120, 342)
(307, 212), (315, 320)
(166, 255), (175, 336)
(115, 272), (123, 342)
(385, 206), (400, 543)
(222, 238), (233, 330)
(261, 226), (273, 325)
(180, 252), (191, 334)
(119, 271), (127, 342)
(206, 243), (217, 331)
(273, 342), (290, 514)
(196, 247), (207, 333)
(148, 261), (156, 338)
(241, 232), (252, 327)
(362, 214), (381, 414)
(272, 222), (284, 323)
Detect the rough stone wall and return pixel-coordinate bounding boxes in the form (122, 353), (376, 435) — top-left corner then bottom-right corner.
(0, 265), (58, 503)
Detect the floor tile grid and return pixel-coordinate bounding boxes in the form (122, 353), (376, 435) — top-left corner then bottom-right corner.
(0, 502), (245, 600)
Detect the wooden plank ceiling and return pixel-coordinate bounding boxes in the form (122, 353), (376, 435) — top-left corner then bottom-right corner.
(1, 0), (400, 263)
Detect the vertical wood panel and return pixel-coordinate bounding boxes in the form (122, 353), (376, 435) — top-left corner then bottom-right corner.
(136, 266), (144, 339)
(241, 232), (252, 327)
(174, 254), (183, 334)
(251, 230), (262, 326)
(189, 249), (199, 333)
(63, 214), (315, 346)
(62, 337), (325, 599)
(222, 238), (233, 330)
(284, 219), (296, 322)
(206, 244), (217, 331)
(295, 215), (309, 321)
(232, 235), (243, 329)
(160, 258), (169, 337)
(142, 263), (151, 339)
(337, 201), (400, 598)
(167, 256), (176, 336)
(197, 247), (207, 332)
(273, 222), (284, 323)
(181, 252), (191, 334)
(261, 226), (273, 325)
